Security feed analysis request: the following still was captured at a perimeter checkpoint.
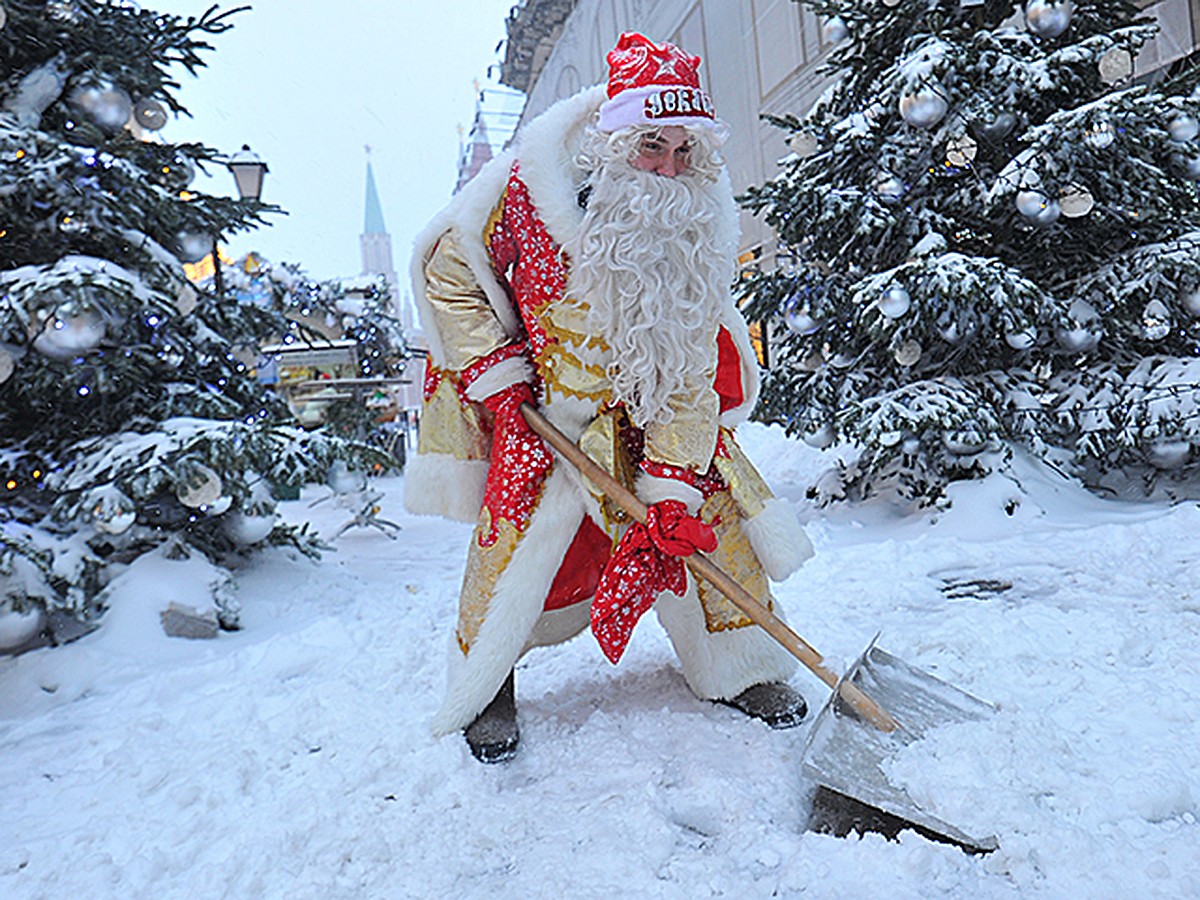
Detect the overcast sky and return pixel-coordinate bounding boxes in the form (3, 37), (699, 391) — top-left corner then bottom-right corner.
(154, 0), (517, 293)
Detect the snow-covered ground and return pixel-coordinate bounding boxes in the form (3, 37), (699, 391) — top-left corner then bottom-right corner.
(1, 424), (1198, 898)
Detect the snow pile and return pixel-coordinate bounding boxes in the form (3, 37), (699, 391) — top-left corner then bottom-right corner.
(0, 423), (1198, 897)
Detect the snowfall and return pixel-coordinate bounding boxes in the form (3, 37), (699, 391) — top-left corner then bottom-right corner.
(0, 423), (1197, 899)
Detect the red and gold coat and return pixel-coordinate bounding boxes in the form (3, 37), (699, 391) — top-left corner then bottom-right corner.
(407, 85), (812, 736)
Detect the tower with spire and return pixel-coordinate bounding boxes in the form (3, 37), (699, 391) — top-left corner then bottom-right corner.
(360, 147), (410, 331)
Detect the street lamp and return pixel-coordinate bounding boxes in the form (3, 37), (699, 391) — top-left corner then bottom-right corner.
(212, 145), (269, 298)
(226, 144), (269, 202)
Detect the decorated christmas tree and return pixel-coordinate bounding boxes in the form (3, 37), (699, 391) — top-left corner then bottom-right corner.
(0, 1), (393, 637)
(742, 0), (1200, 506)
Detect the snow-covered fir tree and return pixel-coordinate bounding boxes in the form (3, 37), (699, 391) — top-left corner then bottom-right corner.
(742, 0), (1200, 506)
(0, 1), (396, 635)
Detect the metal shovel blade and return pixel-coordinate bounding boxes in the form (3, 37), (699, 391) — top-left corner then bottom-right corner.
(801, 637), (999, 854)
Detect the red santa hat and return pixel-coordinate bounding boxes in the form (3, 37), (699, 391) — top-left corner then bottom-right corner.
(597, 32), (717, 133)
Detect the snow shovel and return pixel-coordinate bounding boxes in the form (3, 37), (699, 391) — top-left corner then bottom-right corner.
(520, 403), (998, 853)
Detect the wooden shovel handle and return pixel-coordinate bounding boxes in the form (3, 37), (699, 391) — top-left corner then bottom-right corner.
(520, 403), (898, 733)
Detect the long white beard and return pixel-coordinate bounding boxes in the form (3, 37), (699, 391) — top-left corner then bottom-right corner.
(567, 162), (732, 428)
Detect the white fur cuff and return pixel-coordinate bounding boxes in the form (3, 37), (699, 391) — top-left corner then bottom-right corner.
(403, 452), (488, 523)
(742, 498), (814, 582)
(464, 356), (534, 402)
(635, 471), (703, 513)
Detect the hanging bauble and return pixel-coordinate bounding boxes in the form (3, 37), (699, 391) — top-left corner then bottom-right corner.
(176, 231), (212, 264)
(822, 16), (849, 43)
(133, 97), (168, 131)
(1167, 114), (1200, 143)
(224, 511), (277, 545)
(976, 111), (1017, 143)
(1025, 0), (1072, 39)
(0, 5), (7, 29)
(881, 0), (901, 7)
(1180, 288), (1200, 316)
(1059, 184), (1095, 217)
(1181, 156), (1200, 180)
(1098, 47), (1133, 85)
(894, 340), (922, 367)
(1084, 120), (1115, 149)
(32, 306), (106, 359)
(89, 486), (137, 535)
(1146, 440), (1191, 470)
(874, 172), (905, 204)
(943, 429), (987, 456)
(899, 82), (948, 129)
(1142, 299), (1172, 341)
(0, 347), (14, 383)
(783, 301), (820, 335)
(1017, 191), (1061, 226)
(1005, 326), (1038, 350)
(803, 422), (835, 449)
(1055, 299), (1101, 352)
(176, 463), (223, 508)
(945, 134), (977, 167)
(68, 81), (133, 132)
(787, 131), (819, 158)
(879, 286), (911, 318)
(176, 283), (198, 315)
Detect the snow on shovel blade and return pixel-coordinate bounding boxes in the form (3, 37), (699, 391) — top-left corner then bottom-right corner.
(801, 637), (999, 854)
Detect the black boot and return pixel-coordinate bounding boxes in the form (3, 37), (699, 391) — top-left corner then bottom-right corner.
(720, 682), (808, 729)
(464, 669), (519, 763)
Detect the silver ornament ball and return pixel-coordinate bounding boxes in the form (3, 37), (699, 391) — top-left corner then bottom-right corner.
(899, 83), (948, 129)
(1005, 326), (1038, 350)
(879, 286), (911, 318)
(1168, 114), (1199, 143)
(33, 306), (106, 359)
(823, 16), (849, 43)
(133, 97), (168, 131)
(783, 302), (820, 335)
(1025, 0), (1072, 39)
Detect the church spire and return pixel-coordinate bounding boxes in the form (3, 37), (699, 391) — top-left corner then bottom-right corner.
(363, 146), (388, 235)
(359, 147), (408, 330)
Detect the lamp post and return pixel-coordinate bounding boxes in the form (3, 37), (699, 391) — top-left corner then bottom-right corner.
(212, 145), (269, 298)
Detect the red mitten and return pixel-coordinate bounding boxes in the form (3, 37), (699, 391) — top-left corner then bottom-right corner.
(589, 500), (715, 664)
(644, 498), (717, 557)
(477, 382), (553, 544)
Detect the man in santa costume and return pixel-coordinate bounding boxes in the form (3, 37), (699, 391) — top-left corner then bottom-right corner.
(407, 32), (814, 763)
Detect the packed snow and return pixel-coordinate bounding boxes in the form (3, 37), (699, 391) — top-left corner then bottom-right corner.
(1, 423), (1198, 898)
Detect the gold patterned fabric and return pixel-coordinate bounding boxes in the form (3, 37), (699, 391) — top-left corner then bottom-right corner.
(417, 372), (491, 462)
(578, 408), (638, 533)
(713, 428), (774, 520)
(423, 229), (512, 372)
(694, 489), (772, 632)
(456, 510), (523, 653)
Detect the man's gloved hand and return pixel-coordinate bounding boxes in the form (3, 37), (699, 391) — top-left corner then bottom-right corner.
(643, 498), (717, 557)
(590, 499), (717, 664)
(477, 382), (552, 543)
